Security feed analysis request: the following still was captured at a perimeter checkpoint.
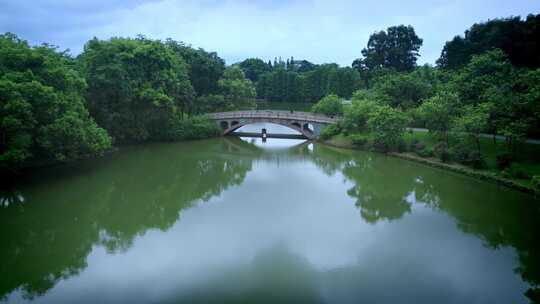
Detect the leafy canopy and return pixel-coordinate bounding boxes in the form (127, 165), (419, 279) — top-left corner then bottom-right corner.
(0, 33), (111, 168)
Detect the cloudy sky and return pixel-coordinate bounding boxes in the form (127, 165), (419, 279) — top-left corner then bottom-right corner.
(1, 0), (539, 66)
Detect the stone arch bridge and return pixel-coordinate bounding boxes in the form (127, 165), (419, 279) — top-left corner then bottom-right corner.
(207, 110), (338, 139)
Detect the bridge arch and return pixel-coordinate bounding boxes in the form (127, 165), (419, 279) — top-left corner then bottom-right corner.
(223, 120), (314, 139)
(207, 110), (338, 140)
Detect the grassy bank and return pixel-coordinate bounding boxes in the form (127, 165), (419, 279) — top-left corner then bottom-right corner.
(323, 131), (540, 194)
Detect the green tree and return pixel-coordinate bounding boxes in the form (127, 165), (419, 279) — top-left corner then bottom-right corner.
(371, 71), (434, 110)
(217, 66), (256, 111)
(360, 25), (423, 72)
(311, 94), (343, 116)
(237, 58), (271, 82)
(451, 103), (492, 155)
(341, 91), (380, 133)
(417, 91), (459, 144)
(438, 14), (540, 69)
(367, 106), (408, 150)
(165, 39), (225, 96)
(79, 36), (194, 143)
(451, 49), (514, 106)
(0, 33), (110, 169)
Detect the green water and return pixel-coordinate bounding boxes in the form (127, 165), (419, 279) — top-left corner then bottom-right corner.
(1, 135), (539, 304)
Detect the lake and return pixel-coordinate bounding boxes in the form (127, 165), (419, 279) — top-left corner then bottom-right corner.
(1, 123), (539, 304)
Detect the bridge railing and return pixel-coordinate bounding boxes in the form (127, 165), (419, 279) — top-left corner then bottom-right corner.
(207, 110), (339, 124)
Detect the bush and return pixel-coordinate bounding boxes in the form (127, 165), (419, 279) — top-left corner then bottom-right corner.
(312, 94), (343, 116)
(409, 138), (425, 153)
(320, 124), (341, 140)
(371, 140), (390, 153)
(417, 147), (434, 158)
(531, 175), (540, 191)
(496, 151), (514, 170)
(165, 116), (221, 141)
(397, 139), (407, 153)
(448, 144), (485, 169)
(508, 164), (531, 180)
(433, 142), (450, 162)
(500, 168), (511, 179)
(467, 151), (487, 169)
(348, 134), (369, 147)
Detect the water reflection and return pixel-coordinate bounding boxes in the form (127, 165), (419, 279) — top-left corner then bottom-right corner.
(0, 137), (539, 303)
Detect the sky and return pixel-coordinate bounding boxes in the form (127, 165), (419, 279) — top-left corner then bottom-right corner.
(1, 0), (539, 66)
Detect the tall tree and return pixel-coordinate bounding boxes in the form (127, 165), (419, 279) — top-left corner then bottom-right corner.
(237, 58), (271, 82)
(359, 25), (423, 72)
(165, 39), (225, 96)
(217, 66), (256, 110)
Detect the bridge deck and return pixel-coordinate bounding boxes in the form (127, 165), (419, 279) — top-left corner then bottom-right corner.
(207, 110), (338, 124)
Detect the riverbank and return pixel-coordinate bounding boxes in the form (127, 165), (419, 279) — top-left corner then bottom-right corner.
(322, 134), (539, 195)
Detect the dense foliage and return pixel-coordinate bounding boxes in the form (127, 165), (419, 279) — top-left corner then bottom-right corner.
(0, 34), (255, 170)
(354, 25), (423, 72)
(79, 36), (195, 143)
(311, 94), (343, 116)
(438, 14), (540, 69)
(0, 33), (111, 169)
(238, 58), (360, 103)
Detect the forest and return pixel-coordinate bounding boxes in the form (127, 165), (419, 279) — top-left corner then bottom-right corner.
(1, 14), (539, 182)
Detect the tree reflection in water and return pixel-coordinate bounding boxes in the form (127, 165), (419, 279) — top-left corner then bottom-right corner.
(0, 139), (538, 302)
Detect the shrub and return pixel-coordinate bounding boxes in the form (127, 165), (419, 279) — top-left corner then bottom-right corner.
(371, 140), (389, 153)
(500, 168), (511, 179)
(496, 152), (514, 170)
(312, 94), (343, 116)
(448, 144), (485, 168)
(320, 124), (341, 140)
(508, 164), (531, 180)
(165, 116), (221, 141)
(417, 147), (434, 158)
(531, 175), (540, 191)
(467, 151), (487, 169)
(433, 142), (450, 162)
(397, 139), (407, 153)
(409, 138), (425, 153)
(348, 134), (369, 147)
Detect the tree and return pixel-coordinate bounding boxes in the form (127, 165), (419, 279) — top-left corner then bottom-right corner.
(367, 106), (408, 150)
(237, 58), (271, 82)
(438, 14), (540, 69)
(451, 49), (515, 106)
(311, 94), (343, 116)
(165, 40), (225, 96)
(360, 25), (423, 72)
(451, 103), (492, 155)
(0, 33), (111, 169)
(370, 71), (434, 110)
(341, 94), (380, 133)
(79, 36), (194, 143)
(417, 91), (459, 144)
(217, 66), (256, 111)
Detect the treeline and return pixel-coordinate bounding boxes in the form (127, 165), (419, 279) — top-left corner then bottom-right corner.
(0, 34), (256, 170)
(438, 14), (540, 69)
(237, 57), (360, 103)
